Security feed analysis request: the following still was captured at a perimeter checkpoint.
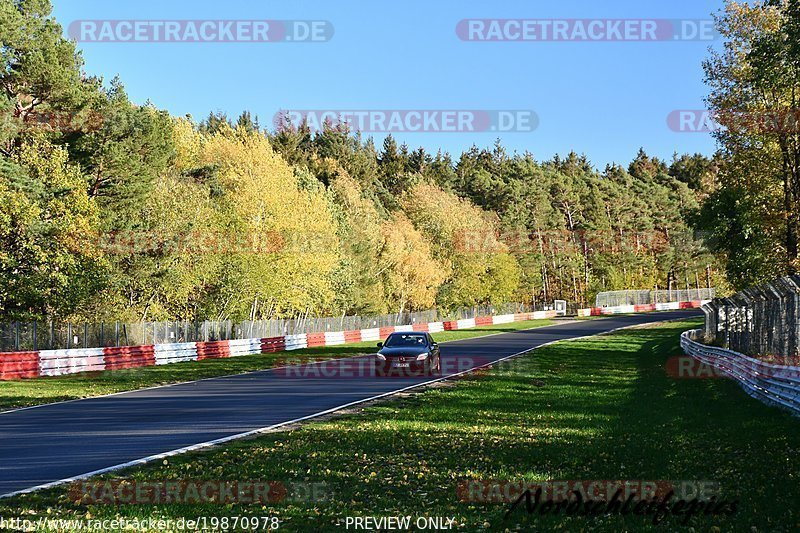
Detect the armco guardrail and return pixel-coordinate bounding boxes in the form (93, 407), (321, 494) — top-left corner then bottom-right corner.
(576, 299), (710, 317)
(0, 311), (557, 380)
(680, 329), (800, 415)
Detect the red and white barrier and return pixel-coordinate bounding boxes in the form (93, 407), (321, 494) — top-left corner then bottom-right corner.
(284, 334), (308, 351)
(194, 340), (230, 361)
(261, 336), (286, 353)
(427, 322), (444, 333)
(323, 331), (346, 346)
(228, 338), (262, 357)
(491, 314), (515, 325)
(104, 345), (156, 370)
(576, 300), (710, 317)
(359, 328), (381, 342)
(0, 310), (561, 380)
(154, 342), (198, 365)
(39, 348), (105, 376)
(306, 332), (326, 348)
(0, 351), (39, 379)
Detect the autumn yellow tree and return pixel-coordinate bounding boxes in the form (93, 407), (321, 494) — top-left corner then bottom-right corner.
(114, 174), (219, 321)
(328, 168), (388, 314)
(401, 183), (520, 307)
(699, 0), (799, 284)
(172, 117), (204, 173)
(378, 214), (446, 313)
(1, 136), (107, 319)
(198, 125), (341, 320)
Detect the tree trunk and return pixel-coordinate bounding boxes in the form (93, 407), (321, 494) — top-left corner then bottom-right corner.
(779, 134), (799, 271)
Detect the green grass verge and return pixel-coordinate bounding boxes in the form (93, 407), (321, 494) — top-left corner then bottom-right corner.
(0, 318), (555, 411)
(4, 318), (800, 531)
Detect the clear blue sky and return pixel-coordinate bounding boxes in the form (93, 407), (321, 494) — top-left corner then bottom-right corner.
(52, 0), (723, 169)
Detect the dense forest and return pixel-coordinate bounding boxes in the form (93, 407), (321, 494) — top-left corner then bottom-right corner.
(0, 0), (735, 323)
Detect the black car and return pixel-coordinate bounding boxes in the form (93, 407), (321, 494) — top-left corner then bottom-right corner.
(376, 332), (441, 376)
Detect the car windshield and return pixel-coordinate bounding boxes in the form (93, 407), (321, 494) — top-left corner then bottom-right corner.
(384, 334), (427, 347)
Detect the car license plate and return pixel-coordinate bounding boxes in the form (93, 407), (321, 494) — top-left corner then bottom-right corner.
(392, 362), (410, 368)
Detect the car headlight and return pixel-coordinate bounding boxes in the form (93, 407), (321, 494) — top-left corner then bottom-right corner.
(376, 354), (386, 361)
(416, 353), (429, 361)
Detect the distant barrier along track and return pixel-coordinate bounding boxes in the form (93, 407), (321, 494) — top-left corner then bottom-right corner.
(0, 300), (710, 381)
(0, 311), (556, 380)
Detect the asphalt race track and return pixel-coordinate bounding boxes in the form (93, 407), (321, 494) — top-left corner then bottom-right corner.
(0, 310), (700, 497)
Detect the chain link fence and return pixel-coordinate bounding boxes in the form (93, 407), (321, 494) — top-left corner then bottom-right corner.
(0, 321), (234, 352)
(0, 302), (550, 352)
(701, 275), (800, 360)
(595, 288), (715, 307)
